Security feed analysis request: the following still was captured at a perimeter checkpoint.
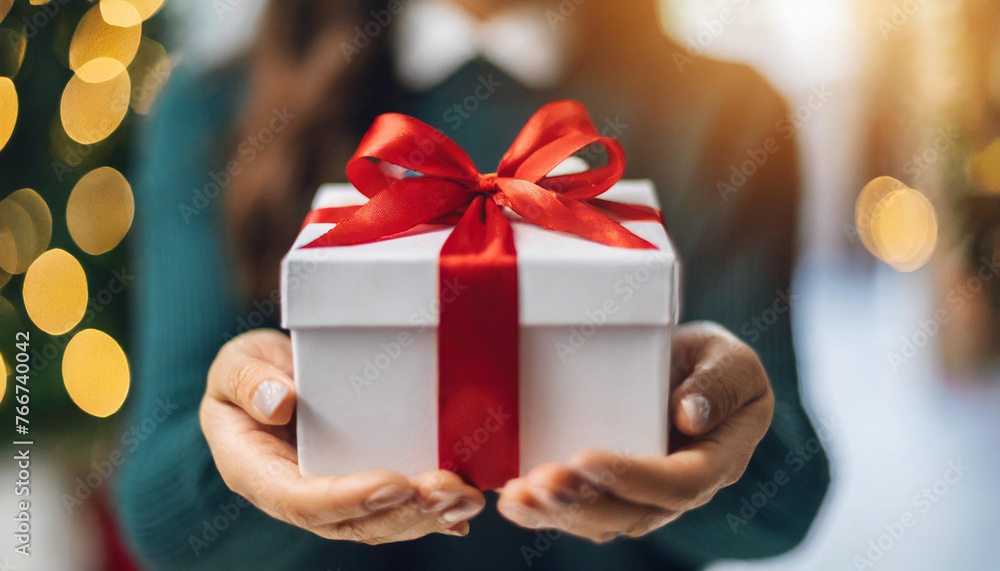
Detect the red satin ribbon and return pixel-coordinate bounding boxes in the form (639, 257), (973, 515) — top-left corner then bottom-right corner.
(301, 100), (657, 489)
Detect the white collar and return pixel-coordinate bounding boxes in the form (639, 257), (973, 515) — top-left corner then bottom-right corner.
(393, 0), (569, 91)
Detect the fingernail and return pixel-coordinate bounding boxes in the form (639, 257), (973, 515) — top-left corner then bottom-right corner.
(253, 381), (289, 419)
(533, 487), (579, 510)
(364, 484), (414, 511)
(421, 489), (463, 513)
(574, 465), (607, 488)
(599, 531), (627, 543)
(680, 393), (711, 430)
(441, 499), (484, 523)
(439, 521), (470, 536)
(507, 505), (546, 528)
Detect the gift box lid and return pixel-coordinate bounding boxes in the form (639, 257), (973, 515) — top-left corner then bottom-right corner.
(281, 179), (679, 328)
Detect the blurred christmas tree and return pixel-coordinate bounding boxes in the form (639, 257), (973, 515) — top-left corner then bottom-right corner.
(0, 0), (173, 451)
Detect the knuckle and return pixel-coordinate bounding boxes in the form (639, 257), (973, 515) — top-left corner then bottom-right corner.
(229, 362), (261, 406)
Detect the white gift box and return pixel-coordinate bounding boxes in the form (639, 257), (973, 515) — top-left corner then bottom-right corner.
(281, 179), (680, 481)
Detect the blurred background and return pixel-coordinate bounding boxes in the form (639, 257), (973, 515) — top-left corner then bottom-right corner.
(0, 0), (997, 569)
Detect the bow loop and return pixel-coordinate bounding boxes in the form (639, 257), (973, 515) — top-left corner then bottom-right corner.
(346, 113), (480, 199)
(306, 100), (652, 252)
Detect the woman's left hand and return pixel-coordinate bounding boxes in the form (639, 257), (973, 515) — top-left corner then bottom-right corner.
(497, 321), (774, 543)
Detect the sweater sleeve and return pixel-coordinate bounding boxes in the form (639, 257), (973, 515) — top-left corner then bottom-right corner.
(113, 66), (317, 570)
(644, 66), (830, 567)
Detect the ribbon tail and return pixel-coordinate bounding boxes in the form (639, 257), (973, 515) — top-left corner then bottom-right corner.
(585, 198), (665, 225)
(438, 196), (520, 489)
(498, 179), (657, 249)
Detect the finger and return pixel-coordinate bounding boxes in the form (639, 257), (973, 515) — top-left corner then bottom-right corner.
(201, 396), (416, 527)
(498, 466), (670, 543)
(207, 330), (297, 425)
(568, 444), (744, 513)
(410, 470), (486, 524)
(320, 471), (485, 543)
(670, 324), (770, 435)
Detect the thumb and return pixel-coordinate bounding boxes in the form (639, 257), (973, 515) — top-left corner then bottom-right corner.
(207, 332), (297, 425)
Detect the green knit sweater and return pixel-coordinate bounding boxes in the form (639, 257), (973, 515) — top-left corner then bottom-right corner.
(116, 56), (829, 570)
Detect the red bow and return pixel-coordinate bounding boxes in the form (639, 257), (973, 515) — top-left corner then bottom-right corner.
(302, 100), (657, 489)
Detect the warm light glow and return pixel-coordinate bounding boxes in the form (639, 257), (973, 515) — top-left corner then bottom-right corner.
(856, 177), (938, 273)
(0, 188), (53, 274)
(63, 329), (130, 418)
(968, 139), (1000, 194)
(0, 269), (10, 290)
(101, 0), (165, 24)
(22, 249), (88, 335)
(69, 4), (141, 82)
(67, 167), (135, 255)
(0, 77), (17, 152)
(128, 37), (171, 115)
(0, 0), (13, 22)
(871, 189), (938, 272)
(0, 351), (7, 406)
(60, 59), (131, 145)
(0, 27), (27, 78)
(99, 0), (144, 27)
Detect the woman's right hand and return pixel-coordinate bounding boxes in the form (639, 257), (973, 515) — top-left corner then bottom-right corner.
(200, 329), (485, 544)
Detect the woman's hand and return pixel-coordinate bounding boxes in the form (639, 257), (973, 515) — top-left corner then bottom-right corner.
(200, 329), (485, 544)
(496, 322), (774, 543)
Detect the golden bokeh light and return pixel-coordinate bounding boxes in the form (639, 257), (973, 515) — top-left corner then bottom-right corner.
(968, 139), (1000, 194)
(60, 59), (131, 145)
(0, 27), (27, 78)
(69, 4), (141, 82)
(98, 0), (144, 28)
(128, 37), (171, 115)
(0, 269), (10, 289)
(0, 0), (13, 22)
(0, 188), (53, 274)
(67, 167), (135, 255)
(23, 249), (88, 335)
(855, 177), (938, 273)
(0, 351), (6, 406)
(0, 77), (17, 152)
(871, 189), (938, 272)
(101, 0), (164, 24)
(63, 329), (130, 418)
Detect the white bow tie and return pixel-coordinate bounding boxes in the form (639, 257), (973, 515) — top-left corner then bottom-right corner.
(393, 0), (568, 91)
